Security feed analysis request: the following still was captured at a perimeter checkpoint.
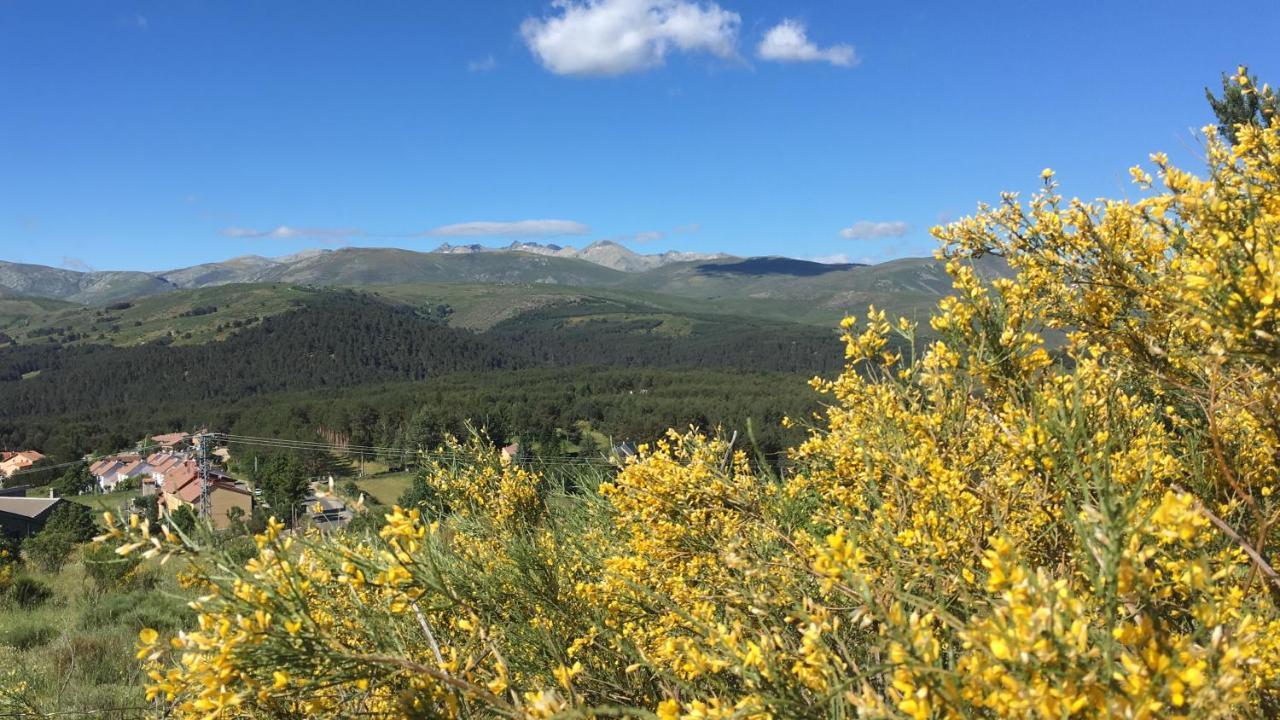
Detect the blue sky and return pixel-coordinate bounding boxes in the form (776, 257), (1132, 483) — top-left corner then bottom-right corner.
(1, 0), (1277, 272)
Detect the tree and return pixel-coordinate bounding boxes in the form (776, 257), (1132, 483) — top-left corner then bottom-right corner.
(43, 502), (96, 542)
(23, 502), (96, 572)
(53, 464), (94, 496)
(257, 454), (310, 526)
(396, 472), (445, 517)
(8, 457), (60, 488)
(1206, 64), (1279, 143)
(132, 494), (160, 526)
(169, 505), (197, 535)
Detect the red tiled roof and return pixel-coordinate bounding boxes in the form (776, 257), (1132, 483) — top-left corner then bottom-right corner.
(152, 433), (189, 446)
(117, 459), (147, 477)
(175, 478), (249, 504)
(151, 455), (183, 475)
(2, 450), (45, 466)
(94, 460), (124, 478)
(162, 462), (200, 495)
(162, 461), (241, 500)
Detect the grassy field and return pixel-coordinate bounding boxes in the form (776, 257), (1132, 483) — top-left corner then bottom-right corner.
(66, 489), (143, 514)
(0, 283), (315, 347)
(353, 471), (414, 506)
(1, 552), (191, 717)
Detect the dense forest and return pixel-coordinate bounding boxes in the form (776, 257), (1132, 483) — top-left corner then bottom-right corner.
(0, 289), (838, 462)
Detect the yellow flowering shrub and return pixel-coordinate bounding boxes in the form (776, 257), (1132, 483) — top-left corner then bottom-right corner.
(105, 75), (1280, 718)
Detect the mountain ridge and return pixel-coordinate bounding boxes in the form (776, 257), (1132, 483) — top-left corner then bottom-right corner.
(0, 248), (1011, 328)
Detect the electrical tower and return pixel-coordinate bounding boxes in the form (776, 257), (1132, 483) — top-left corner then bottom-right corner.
(196, 432), (212, 520)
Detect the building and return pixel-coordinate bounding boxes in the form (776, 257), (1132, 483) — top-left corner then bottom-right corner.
(0, 496), (64, 538)
(150, 432), (190, 450)
(145, 452), (186, 495)
(90, 454), (148, 492)
(0, 450), (46, 480)
(159, 461), (252, 530)
(90, 458), (127, 489)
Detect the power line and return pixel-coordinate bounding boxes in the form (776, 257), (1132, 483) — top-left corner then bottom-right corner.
(209, 432), (618, 467)
(5, 458), (87, 479)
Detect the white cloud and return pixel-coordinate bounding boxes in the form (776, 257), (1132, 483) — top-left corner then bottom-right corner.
(632, 230), (664, 242)
(521, 0), (740, 76)
(221, 226), (365, 240)
(840, 221), (909, 240)
(757, 19), (856, 67)
(672, 222), (701, 233)
(468, 55), (498, 72)
(423, 220), (592, 237)
(807, 253), (851, 265)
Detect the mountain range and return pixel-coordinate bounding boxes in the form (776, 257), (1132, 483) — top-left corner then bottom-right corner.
(433, 240), (730, 272)
(0, 241), (1009, 462)
(0, 243), (1010, 337)
(0, 240), (731, 305)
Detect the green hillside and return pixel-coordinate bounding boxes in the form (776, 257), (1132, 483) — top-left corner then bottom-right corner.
(0, 294), (80, 329)
(0, 284), (315, 346)
(0, 259), (984, 348)
(0, 260), (175, 304)
(0, 287), (840, 460)
(0, 249), (997, 331)
(265, 247), (629, 287)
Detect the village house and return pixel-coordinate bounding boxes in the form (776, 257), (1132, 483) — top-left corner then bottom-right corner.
(0, 450), (46, 480)
(150, 432), (190, 450)
(0, 495), (64, 538)
(90, 454), (144, 492)
(146, 452), (187, 495)
(159, 460), (252, 530)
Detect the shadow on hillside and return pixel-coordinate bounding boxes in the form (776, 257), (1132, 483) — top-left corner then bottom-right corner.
(695, 258), (863, 277)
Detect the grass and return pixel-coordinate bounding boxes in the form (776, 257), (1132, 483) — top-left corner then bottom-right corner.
(27, 486), (143, 513)
(0, 283), (314, 347)
(0, 550), (191, 718)
(354, 472), (414, 506)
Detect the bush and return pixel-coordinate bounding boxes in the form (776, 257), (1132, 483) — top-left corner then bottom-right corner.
(0, 618), (57, 650)
(218, 534), (258, 566)
(50, 631), (131, 686)
(22, 530), (75, 573)
(44, 503), (97, 542)
(341, 508), (387, 537)
(82, 542), (139, 591)
(104, 77), (1280, 718)
(24, 503), (98, 572)
(80, 590), (192, 634)
(6, 575), (52, 609)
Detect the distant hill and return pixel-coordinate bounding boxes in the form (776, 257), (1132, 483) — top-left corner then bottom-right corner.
(433, 239), (729, 272)
(0, 288), (844, 453)
(607, 254), (1012, 326)
(0, 246), (1013, 333)
(0, 260), (176, 304)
